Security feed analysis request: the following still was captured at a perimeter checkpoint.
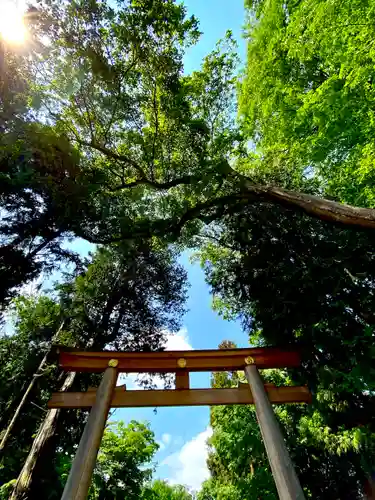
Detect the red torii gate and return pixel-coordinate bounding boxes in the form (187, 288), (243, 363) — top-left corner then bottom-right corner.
(48, 347), (311, 500)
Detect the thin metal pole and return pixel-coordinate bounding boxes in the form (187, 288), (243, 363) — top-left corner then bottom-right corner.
(61, 360), (118, 500)
(244, 363), (305, 500)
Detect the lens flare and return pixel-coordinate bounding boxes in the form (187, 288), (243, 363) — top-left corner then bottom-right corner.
(0, 2), (27, 44)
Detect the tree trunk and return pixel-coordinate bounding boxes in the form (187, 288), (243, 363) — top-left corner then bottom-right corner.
(0, 322), (65, 453)
(260, 185), (375, 230)
(10, 372), (75, 500)
(0, 358), (44, 453)
(231, 165), (375, 230)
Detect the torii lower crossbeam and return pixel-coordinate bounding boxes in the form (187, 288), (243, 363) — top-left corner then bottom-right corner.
(49, 385), (311, 408)
(49, 347), (308, 500)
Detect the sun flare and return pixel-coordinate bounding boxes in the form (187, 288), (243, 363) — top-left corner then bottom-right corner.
(0, 2), (27, 44)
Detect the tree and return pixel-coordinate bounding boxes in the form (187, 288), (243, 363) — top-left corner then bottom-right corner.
(0, 20), (93, 310)
(5, 418), (161, 500)
(0, 296), (63, 481)
(22, 0), (375, 251)
(2, 241), (187, 499)
(51, 422), (193, 500)
(142, 479), (193, 499)
(196, 204), (375, 498)
(56, 243), (187, 352)
(3, 0), (375, 311)
(240, 0), (375, 210)
(88, 421), (159, 499)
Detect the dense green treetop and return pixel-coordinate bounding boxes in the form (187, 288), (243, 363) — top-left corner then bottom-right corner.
(3, 0), (375, 306)
(89, 421), (159, 499)
(141, 479), (193, 499)
(0, 241), (187, 497)
(240, 0), (375, 208)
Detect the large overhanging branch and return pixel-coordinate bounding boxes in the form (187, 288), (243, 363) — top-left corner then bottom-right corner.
(174, 184), (375, 232)
(224, 162), (375, 229)
(247, 184), (375, 230)
(75, 184), (375, 245)
(75, 140), (375, 241)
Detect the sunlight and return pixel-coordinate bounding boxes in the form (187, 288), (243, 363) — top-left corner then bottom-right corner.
(0, 1), (27, 45)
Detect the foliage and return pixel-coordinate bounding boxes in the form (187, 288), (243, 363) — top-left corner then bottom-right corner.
(0, 32), (91, 310)
(28, 0), (242, 244)
(198, 4), (375, 494)
(56, 424), (193, 500)
(53, 421), (160, 500)
(0, 479), (16, 500)
(3, 0), (375, 309)
(1, 0), (202, 306)
(57, 243), (188, 352)
(196, 203), (375, 498)
(0, 296), (63, 480)
(141, 479), (193, 499)
(240, 0), (375, 208)
(88, 421), (159, 499)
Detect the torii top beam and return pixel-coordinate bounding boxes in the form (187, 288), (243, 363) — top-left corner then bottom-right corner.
(56, 346), (301, 373)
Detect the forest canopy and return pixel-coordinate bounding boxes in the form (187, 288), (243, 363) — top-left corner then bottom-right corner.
(1, 0), (375, 498)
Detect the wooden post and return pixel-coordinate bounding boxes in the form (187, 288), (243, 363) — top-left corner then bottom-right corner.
(244, 363), (305, 500)
(61, 360), (118, 500)
(175, 370), (190, 390)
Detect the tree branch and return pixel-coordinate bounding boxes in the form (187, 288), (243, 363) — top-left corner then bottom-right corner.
(73, 145), (375, 245)
(75, 179), (375, 246)
(250, 184), (375, 230)
(77, 139), (146, 177)
(110, 173), (203, 191)
(224, 162), (375, 230)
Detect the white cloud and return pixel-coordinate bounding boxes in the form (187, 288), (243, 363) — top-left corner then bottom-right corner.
(164, 328), (192, 351)
(162, 433), (172, 445)
(119, 328), (193, 389)
(161, 427), (213, 491)
(157, 432), (173, 451)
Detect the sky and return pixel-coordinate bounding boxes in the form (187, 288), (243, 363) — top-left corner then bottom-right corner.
(117, 251), (249, 491)
(3, 0), (248, 492)
(65, 1), (248, 491)
(114, 1), (248, 492)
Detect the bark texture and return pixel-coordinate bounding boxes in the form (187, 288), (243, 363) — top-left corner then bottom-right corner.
(10, 372), (76, 500)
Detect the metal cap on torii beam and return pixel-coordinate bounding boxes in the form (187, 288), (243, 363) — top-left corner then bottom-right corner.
(55, 346), (301, 373)
(54, 346), (307, 500)
(244, 356), (306, 500)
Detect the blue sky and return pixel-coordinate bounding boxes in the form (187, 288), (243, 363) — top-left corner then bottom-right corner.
(183, 0), (246, 73)
(52, 0), (248, 492)
(117, 249), (249, 490)
(6, 0), (248, 492)
(114, 1), (248, 491)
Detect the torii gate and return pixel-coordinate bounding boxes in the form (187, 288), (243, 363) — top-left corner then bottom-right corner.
(48, 347), (311, 500)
